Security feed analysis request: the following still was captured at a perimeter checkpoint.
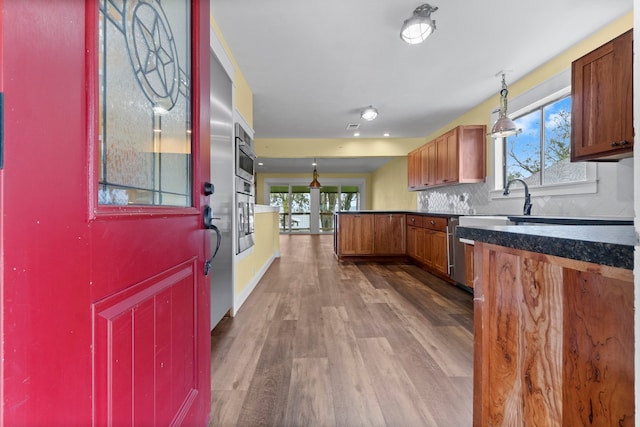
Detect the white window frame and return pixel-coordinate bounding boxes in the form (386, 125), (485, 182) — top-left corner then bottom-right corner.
(489, 69), (597, 200)
(263, 178), (366, 233)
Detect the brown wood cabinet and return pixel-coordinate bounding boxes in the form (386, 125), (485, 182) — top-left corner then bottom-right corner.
(406, 215), (449, 278)
(464, 243), (474, 288)
(407, 125), (486, 191)
(336, 213), (406, 257)
(406, 215), (424, 262)
(571, 29), (633, 161)
(336, 214), (374, 255)
(374, 214), (406, 255)
(473, 242), (633, 426)
(422, 217), (448, 275)
(407, 147), (422, 190)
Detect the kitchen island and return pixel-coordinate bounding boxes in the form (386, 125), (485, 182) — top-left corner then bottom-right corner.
(457, 224), (634, 426)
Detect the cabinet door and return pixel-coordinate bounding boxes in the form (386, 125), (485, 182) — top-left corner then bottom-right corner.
(423, 141), (437, 186)
(429, 230), (448, 275)
(407, 148), (422, 190)
(374, 214), (406, 255)
(464, 244), (474, 288)
(339, 214), (374, 255)
(571, 30), (633, 161)
(407, 226), (419, 259)
(435, 129), (458, 185)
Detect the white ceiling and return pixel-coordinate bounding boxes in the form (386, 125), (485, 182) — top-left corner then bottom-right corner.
(211, 0), (633, 173)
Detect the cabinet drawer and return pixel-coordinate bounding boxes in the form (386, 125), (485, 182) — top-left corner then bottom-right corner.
(407, 215), (424, 228)
(422, 216), (447, 232)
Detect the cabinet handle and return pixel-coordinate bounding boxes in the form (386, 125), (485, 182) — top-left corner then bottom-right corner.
(611, 141), (620, 147)
(430, 220), (435, 225)
(620, 140), (630, 146)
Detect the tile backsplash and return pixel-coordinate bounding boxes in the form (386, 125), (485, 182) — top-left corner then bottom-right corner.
(417, 158), (634, 217)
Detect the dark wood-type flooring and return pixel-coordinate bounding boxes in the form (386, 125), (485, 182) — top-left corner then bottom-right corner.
(210, 234), (474, 426)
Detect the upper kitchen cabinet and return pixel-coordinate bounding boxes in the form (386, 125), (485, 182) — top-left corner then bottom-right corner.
(407, 124), (486, 191)
(571, 29), (633, 161)
(407, 146), (423, 190)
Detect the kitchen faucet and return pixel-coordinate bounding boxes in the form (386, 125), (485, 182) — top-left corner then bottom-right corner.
(504, 179), (532, 215)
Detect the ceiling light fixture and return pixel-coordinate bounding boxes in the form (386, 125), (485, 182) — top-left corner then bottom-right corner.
(400, 4), (438, 45)
(309, 158), (321, 189)
(361, 105), (378, 121)
(490, 73), (521, 139)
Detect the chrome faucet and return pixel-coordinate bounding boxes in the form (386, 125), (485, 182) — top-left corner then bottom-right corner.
(504, 179), (532, 215)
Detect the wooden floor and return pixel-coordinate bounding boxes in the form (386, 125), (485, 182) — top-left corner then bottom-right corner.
(210, 234), (474, 426)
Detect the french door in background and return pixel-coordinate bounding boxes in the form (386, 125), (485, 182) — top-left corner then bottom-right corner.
(268, 180), (363, 234)
(1, 1), (211, 425)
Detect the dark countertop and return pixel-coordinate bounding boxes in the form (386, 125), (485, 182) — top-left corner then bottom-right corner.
(457, 224), (635, 270)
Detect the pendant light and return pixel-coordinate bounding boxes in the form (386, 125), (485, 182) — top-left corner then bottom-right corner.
(490, 73), (520, 138)
(309, 159), (321, 189)
(400, 4), (438, 45)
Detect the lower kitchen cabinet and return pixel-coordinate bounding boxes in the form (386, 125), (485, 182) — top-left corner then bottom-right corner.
(473, 242), (633, 426)
(464, 244), (474, 288)
(374, 214), (406, 255)
(335, 213), (406, 257)
(424, 229), (447, 275)
(406, 215), (449, 279)
(336, 213), (374, 255)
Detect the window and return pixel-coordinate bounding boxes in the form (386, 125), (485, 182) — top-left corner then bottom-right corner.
(490, 70), (595, 198)
(98, 0), (192, 207)
(504, 95), (585, 187)
(266, 179), (364, 233)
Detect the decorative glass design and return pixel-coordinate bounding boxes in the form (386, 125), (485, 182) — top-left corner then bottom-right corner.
(98, 0), (192, 206)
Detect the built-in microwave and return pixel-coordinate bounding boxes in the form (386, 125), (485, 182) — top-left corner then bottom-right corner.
(235, 123), (255, 183)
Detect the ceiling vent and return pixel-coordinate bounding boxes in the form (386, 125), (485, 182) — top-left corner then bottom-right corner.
(346, 123), (360, 131)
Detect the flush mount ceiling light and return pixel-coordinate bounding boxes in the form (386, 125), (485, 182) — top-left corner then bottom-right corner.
(309, 159), (321, 189)
(400, 4), (438, 45)
(490, 73), (521, 139)
(361, 105), (378, 121)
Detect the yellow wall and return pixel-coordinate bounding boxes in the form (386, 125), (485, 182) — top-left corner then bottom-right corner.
(255, 172), (373, 208)
(256, 137), (425, 158)
(371, 157), (417, 210)
(234, 211), (280, 298)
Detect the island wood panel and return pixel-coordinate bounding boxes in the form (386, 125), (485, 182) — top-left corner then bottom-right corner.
(473, 242), (633, 426)
(374, 214), (406, 255)
(337, 214), (374, 255)
(563, 268), (634, 425)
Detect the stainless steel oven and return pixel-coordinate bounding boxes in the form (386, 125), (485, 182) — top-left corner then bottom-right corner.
(234, 123), (256, 254)
(235, 123), (255, 183)
(236, 177), (255, 254)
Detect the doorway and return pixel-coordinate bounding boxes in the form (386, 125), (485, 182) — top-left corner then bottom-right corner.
(266, 179), (364, 234)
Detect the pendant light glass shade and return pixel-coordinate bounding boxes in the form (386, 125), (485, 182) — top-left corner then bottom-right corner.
(400, 4), (438, 45)
(490, 74), (520, 138)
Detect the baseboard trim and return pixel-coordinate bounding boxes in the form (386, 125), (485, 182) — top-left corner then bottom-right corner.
(232, 251), (280, 315)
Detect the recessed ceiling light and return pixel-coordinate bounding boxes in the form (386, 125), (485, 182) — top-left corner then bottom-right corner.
(384, 133), (390, 137)
(258, 162), (264, 166)
(354, 132), (361, 137)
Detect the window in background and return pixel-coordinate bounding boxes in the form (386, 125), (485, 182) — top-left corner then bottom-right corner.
(504, 95), (586, 188)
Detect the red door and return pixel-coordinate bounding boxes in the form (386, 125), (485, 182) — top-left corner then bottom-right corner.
(1, 1), (211, 425)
